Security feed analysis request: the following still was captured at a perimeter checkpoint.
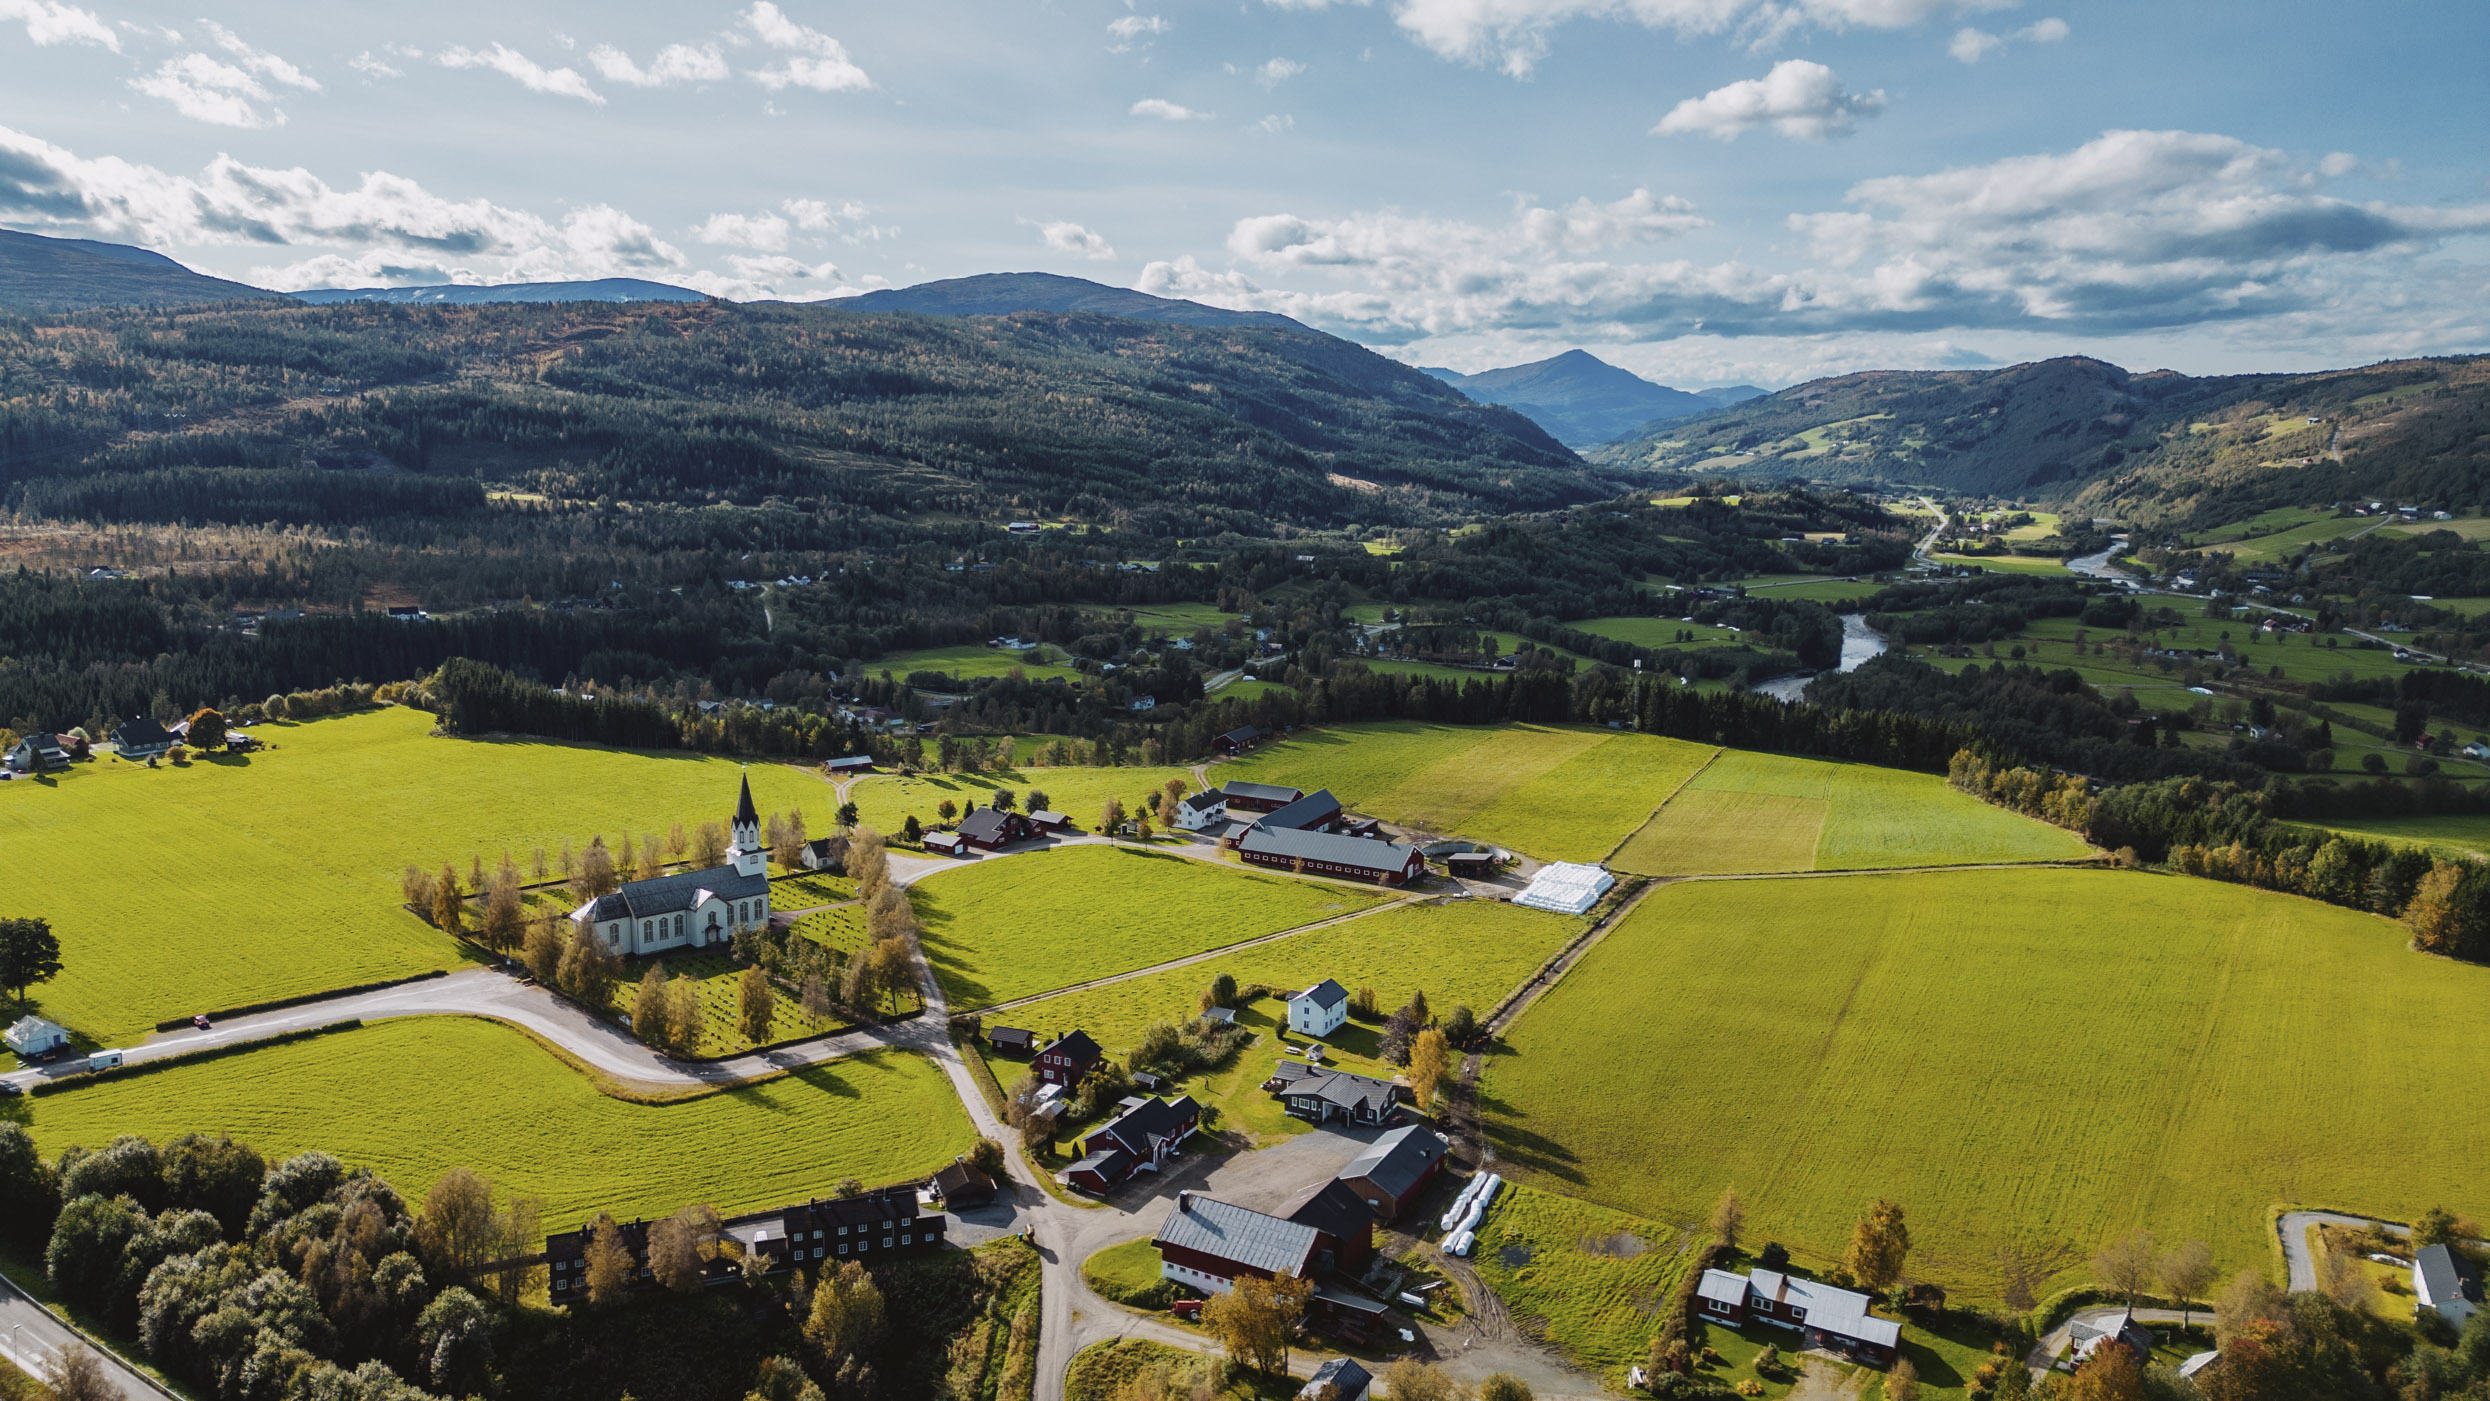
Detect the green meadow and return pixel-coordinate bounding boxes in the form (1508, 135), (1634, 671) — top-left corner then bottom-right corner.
(870, 643), (1085, 682)
(2284, 814), (2490, 864)
(912, 844), (1388, 1008)
(21, 1018), (976, 1224)
(0, 706), (836, 1045)
(1609, 749), (2092, 875)
(1220, 721), (1715, 861)
(846, 762), (1196, 837)
(1478, 868), (2490, 1296)
(979, 899), (1578, 1144)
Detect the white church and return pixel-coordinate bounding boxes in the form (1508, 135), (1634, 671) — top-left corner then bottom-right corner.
(570, 774), (774, 958)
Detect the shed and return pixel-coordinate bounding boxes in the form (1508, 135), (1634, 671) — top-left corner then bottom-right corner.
(1299, 1357), (1370, 1401)
(923, 831), (967, 856)
(932, 1158), (996, 1209)
(988, 1025), (1036, 1055)
(6, 1015), (71, 1058)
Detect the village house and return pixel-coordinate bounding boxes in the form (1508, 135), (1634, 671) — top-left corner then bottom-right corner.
(547, 1187), (945, 1301)
(6, 1015), (71, 1059)
(1174, 790), (1229, 832)
(109, 716), (179, 761)
(6, 733), (67, 773)
(1214, 726), (1265, 755)
(1034, 1029), (1103, 1085)
(1692, 1267), (1901, 1368)
(822, 755), (876, 775)
(1265, 1061), (1404, 1127)
(2417, 1244), (2482, 1328)
(957, 806), (1034, 850)
(1300, 1358), (1372, 1401)
(2066, 1309), (2156, 1370)
(1066, 1094), (1202, 1192)
(1152, 1191), (1391, 1341)
(1333, 1125), (1448, 1221)
(931, 1158), (997, 1209)
(986, 1025), (1036, 1056)
(799, 835), (849, 873)
(1288, 978), (1351, 1037)
(1026, 809), (1071, 832)
(923, 831), (967, 856)
(568, 776), (773, 958)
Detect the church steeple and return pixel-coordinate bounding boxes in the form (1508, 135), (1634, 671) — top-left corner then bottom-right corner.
(728, 771), (765, 877)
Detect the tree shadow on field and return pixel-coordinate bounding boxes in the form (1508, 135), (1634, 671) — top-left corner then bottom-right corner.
(1467, 1060), (1586, 1185)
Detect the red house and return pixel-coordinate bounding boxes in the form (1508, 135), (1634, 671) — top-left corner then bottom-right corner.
(957, 807), (1034, 850)
(1216, 780), (1303, 813)
(1034, 1029), (1102, 1086)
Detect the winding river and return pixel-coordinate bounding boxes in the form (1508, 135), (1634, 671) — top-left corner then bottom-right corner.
(1753, 612), (1887, 703)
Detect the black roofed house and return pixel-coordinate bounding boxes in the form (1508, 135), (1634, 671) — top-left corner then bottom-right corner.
(799, 835), (850, 873)
(770, 1187), (947, 1268)
(1217, 780), (1304, 813)
(109, 716), (178, 761)
(1035, 1029), (1102, 1085)
(1284, 1178), (1376, 1276)
(957, 807), (1034, 850)
(1065, 1145), (1134, 1194)
(1238, 826), (1428, 887)
(2066, 1309), (2155, 1371)
(1274, 1066), (1404, 1127)
(569, 776), (774, 958)
(932, 1157), (997, 1209)
(1300, 1357), (1371, 1401)
(1026, 809), (1071, 832)
(1070, 1095), (1202, 1191)
(1174, 790), (1228, 832)
(7, 733), (67, 773)
(1238, 788), (1344, 840)
(1333, 1125), (1448, 1222)
(1215, 726), (1264, 755)
(2416, 1243), (2482, 1328)
(823, 755), (876, 774)
(988, 1025), (1036, 1055)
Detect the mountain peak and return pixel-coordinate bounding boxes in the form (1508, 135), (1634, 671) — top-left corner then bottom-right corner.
(0, 228), (284, 313)
(1431, 350), (1716, 447)
(834, 272), (1307, 331)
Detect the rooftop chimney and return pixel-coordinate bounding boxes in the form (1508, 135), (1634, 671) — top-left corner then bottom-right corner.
(1178, 1190), (1195, 1213)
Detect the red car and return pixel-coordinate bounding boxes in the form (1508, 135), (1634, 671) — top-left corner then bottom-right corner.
(1170, 1299), (1202, 1320)
(191, 1014), (213, 1031)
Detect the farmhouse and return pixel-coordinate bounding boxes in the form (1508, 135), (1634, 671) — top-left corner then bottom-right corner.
(1174, 791), (1228, 832)
(799, 835), (849, 873)
(2067, 1309), (2155, 1370)
(110, 716), (179, 760)
(1067, 1094), (1202, 1192)
(2416, 1244), (2482, 1328)
(1299, 1357), (1371, 1401)
(987, 1025), (1036, 1055)
(548, 1187), (945, 1301)
(932, 1157), (997, 1209)
(6, 733), (66, 772)
(1333, 1125), (1448, 1221)
(1215, 726), (1265, 755)
(1266, 1061), (1404, 1127)
(1250, 788), (1346, 836)
(1153, 1191), (1390, 1340)
(1237, 826), (1428, 886)
(1217, 780), (1304, 813)
(957, 807), (1034, 850)
(1692, 1267), (1900, 1367)
(1288, 978), (1351, 1037)
(1034, 1029), (1103, 1085)
(568, 776), (773, 958)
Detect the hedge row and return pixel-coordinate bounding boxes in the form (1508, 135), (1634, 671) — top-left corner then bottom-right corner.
(151, 969), (447, 1031)
(33, 1021), (366, 1096)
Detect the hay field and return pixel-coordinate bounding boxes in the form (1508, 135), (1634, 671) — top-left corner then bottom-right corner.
(1477, 868), (2490, 1295)
(1610, 749), (2090, 875)
(2284, 815), (2490, 864)
(1219, 722), (1715, 861)
(846, 763), (1195, 837)
(23, 1018), (976, 1224)
(0, 706), (836, 1045)
(911, 844), (1387, 1008)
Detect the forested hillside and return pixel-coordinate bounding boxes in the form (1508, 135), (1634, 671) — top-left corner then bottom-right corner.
(1598, 354), (2490, 530)
(0, 299), (1605, 537)
(0, 229), (286, 313)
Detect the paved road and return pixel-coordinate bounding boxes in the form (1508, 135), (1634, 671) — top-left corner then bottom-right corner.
(2275, 1210), (2408, 1293)
(0, 1270), (177, 1400)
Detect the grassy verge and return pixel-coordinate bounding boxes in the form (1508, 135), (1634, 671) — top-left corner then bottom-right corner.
(1083, 1238), (1175, 1308)
(1066, 1341), (1295, 1401)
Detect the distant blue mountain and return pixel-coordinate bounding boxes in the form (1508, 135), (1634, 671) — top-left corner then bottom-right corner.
(0, 228), (284, 312)
(1698, 385), (1771, 406)
(1427, 350), (1722, 448)
(293, 278), (707, 306)
(836, 272), (1307, 331)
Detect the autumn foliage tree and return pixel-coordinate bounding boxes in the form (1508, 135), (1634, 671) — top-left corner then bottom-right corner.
(1201, 1270), (1312, 1375)
(1844, 1198), (1910, 1294)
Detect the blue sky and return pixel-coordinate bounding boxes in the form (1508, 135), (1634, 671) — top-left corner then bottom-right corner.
(2, 0), (2485, 386)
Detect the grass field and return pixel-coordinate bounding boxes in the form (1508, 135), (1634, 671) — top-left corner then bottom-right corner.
(870, 643), (1084, 682)
(2284, 815), (2490, 864)
(1080, 1238), (1167, 1303)
(912, 845), (1388, 1008)
(1610, 750), (2092, 875)
(20, 1018), (976, 1224)
(1573, 617), (1755, 651)
(1477, 868), (2490, 1297)
(1466, 1184), (1701, 1374)
(847, 763), (1196, 838)
(595, 953), (857, 1057)
(1219, 722), (1715, 861)
(979, 899), (1579, 1144)
(0, 706), (839, 1046)
(1927, 554), (2071, 576)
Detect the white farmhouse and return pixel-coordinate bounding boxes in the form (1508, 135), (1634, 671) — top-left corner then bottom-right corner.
(1173, 790), (1227, 832)
(569, 775), (774, 958)
(1288, 978), (1350, 1038)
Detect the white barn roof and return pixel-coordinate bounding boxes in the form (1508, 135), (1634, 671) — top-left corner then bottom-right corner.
(1512, 862), (1613, 915)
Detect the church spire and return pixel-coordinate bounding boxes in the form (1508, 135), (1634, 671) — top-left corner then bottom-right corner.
(735, 770), (759, 829)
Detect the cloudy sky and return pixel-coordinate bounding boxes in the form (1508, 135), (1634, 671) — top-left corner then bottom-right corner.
(2, 0), (2485, 387)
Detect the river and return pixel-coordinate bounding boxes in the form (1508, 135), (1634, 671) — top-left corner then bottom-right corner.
(2066, 535), (2133, 582)
(1753, 613), (1886, 703)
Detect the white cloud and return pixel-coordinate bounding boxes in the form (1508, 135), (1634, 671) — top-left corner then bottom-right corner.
(1950, 15), (2065, 62)
(1387, 0), (2011, 78)
(1135, 131), (2490, 354)
(1107, 14), (1167, 51)
(694, 211), (790, 250)
(130, 53), (283, 128)
(437, 43), (604, 104)
(0, 0), (117, 50)
(1130, 98), (1214, 121)
(681, 254), (852, 301)
(1256, 57), (1306, 88)
(1652, 59), (1884, 141)
(742, 2), (871, 92)
(201, 20), (318, 91)
(589, 42), (729, 87)
(1031, 219), (1115, 260)
(350, 51), (401, 79)
(1249, 113), (1296, 135)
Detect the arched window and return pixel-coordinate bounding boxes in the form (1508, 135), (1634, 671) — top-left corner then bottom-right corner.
(674, 914), (684, 936)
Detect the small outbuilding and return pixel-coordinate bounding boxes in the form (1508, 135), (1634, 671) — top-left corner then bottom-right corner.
(6, 1015), (71, 1059)
(987, 1025), (1036, 1055)
(1300, 1357), (1370, 1401)
(932, 1157), (997, 1209)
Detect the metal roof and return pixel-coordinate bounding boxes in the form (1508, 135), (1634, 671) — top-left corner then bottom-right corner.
(1336, 1125), (1446, 1201)
(1240, 825), (1419, 873)
(1295, 977), (1349, 1010)
(1256, 789), (1343, 831)
(1219, 780), (1303, 804)
(1153, 1194), (1320, 1277)
(2418, 1244), (2481, 1308)
(571, 861), (769, 923)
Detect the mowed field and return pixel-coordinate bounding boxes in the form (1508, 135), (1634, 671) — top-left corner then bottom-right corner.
(19, 1018), (976, 1224)
(978, 899), (1578, 1143)
(1478, 868), (2490, 1294)
(1609, 750), (2092, 875)
(2284, 815), (2490, 864)
(911, 844), (1388, 1008)
(0, 707), (838, 1045)
(1219, 722), (1715, 861)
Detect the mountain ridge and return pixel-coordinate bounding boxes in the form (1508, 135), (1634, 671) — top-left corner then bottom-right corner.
(0, 228), (287, 313)
(1425, 349), (1723, 447)
(293, 278), (708, 306)
(833, 272), (1307, 331)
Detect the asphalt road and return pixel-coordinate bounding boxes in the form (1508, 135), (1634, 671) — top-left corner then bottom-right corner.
(0, 1270), (178, 1400)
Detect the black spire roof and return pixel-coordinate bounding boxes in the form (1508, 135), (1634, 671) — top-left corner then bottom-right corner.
(735, 771), (759, 828)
